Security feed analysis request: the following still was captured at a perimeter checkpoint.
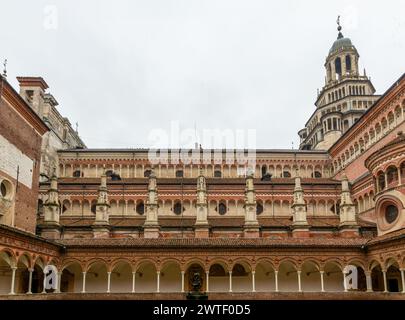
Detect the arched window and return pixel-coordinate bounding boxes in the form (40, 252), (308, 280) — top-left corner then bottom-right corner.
(91, 203), (97, 214)
(214, 170), (222, 178)
(345, 55), (351, 73)
(105, 170), (114, 177)
(335, 57), (342, 76)
(37, 199), (44, 216)
(144, 169), (151, 178)
(282, 171), (291, 178)
(173, 202), (183, 215)
(217, 202), (227, 215)
(256, 203), (263, 215)
(175, 170), (184, 178)
(377, 173), (385, 191)
(136, 202), (145, 215)
(73, 170), (81, 178)
(312, 171), (322, 178)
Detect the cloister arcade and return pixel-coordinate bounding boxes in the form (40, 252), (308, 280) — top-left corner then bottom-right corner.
(1, 250), (404, 295)
(45, 197), (342, 218)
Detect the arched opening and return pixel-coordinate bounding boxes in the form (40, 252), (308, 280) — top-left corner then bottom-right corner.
(136, 262), (157, 292)
(73, 170), (82, 178)
(160, 262), (181, 292)
(345, 55), (352, 73)
(217, 202), (227, 215)
(377, 172), (385, 191)
(175, 170), (184, 178)
(136, 201), (145, 215)
(31, 258), (45, 293)
(61, 262), (83, 293)
(86, 261), (108, 293)
(386, 263), (402, 292)
(15, 255), (30, 294)
(324, 262), (344, 292)
(110, 261), (132, 293)
(278, 261), (298, 292)
(371, 264), (384, 292)
(255, 261), (275, 292)
(0, 251), (15, 294)
(232, 262), (252, 292)
(386, 166), (398, 187)
(214, 170), (222, 178)
(209, 263), (228, 292)
(301, 261), (321, 292)
(186, 263), (206, 292)
(335, 57), (342, 77)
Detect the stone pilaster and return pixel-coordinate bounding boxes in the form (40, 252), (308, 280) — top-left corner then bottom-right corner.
(92, 172), (110, 238)
(42, 175), (61, 239)
(339, 174), (359, 237)
(243, 173), (260, 238)
(195, 168), (209, 238)
(291, 171), (310, 237)
(144, 170), (160, 238)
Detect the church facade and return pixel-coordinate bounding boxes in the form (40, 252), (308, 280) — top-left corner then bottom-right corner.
(1, 24), (405, 299)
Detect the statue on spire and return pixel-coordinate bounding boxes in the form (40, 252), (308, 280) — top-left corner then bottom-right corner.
(2, 59), (7, 78)
(337, 15), (343, 39)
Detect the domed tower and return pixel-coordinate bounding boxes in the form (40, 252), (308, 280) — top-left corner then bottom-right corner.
(298, 17), (381, 150)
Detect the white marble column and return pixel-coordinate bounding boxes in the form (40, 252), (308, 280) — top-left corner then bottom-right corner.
(132, 271), (136, 293)
(400, 269), (405, 293)
(27, 268), (33, 294)
(81, 272), (87, 293)
(274, 270), (279, 292)
(107, 271), (111, 293)
(156, 271), (160, 293)
(297, 270), (302, 292)
(206, 271), (209, 293)
(365, 272), (373, 292)
(320, 271), (325, 292)
(252, 271), (256, 292)
(229, 271), (233, 293)
(181, 271), (185, 293)
(9, 267), (17, 295)
(382, 270), (388, 293)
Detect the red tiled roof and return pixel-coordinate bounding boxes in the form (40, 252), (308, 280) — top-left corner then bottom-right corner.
(58, 237), (368, 248)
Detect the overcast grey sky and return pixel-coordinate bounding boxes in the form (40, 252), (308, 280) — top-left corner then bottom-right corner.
(1, 0), (404, 149)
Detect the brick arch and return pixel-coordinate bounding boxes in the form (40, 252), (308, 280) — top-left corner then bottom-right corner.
(0, 248), (17, 267)
(159, 258), (182, 271)
(368, 259), (383, 272)
(345, 258), (366, 271)
(134, 258), (159, 272)
(254, 258), (276, 271)
(85, 258), (109, 272)
(322, 258), (344, 271)
(16, 252), (32, 269)
(110, 258), (134, 272)
(184, 258), (206, 272)
(208, 258), (230, 272)
(230, 258), (253, 272)
(384, 256), (401, 270)
(61, 258), (85, 272)
(300, 258), (321, 271)
(278, 257), (299, 270)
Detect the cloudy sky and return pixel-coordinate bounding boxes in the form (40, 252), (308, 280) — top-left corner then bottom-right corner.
(1, 0), (404, 149)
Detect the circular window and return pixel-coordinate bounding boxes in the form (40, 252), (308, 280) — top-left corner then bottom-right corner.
(0, 180), (12, 199)
(385, 205), (399, 224)
(136, 202), (145, 215)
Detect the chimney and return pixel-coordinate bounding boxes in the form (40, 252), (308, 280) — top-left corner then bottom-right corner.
(17, 76), (49, 115)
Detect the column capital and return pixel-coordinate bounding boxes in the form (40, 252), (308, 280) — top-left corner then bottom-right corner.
(11, 266), (17, 270)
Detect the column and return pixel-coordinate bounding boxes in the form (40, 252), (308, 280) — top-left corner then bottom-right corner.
(56, 271), (61, 293)
(252, 271), (256, 292)
(400, 269), (405, 293)
(229, 271), (232, 293)
(384, 173), (388, 190)
(320, 271), (325, 292)
(9, 267), (17, 295)
(206, 271), (209, 293)
(181, 271), (185, 293)
(107, 271), (111, 293)
(81, 272), (87, 293)
(157, 271), (160, 293)
(382, 270), (388, 293)
(42, 271), (47, 293)
(398, 167), (402, 186)
(132, 271), (136, 293)
(365, 271), (373, 292)
(343, 271), (348, 292)
(297, 270), (302, 292)
(95, 164), (98, 177)
(274, 270), (279, 292)
(27, 268), (33, 294)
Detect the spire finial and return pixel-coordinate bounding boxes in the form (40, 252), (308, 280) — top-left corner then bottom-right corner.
(2, 59), (7, 78)
(336, 15), (343, 39)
